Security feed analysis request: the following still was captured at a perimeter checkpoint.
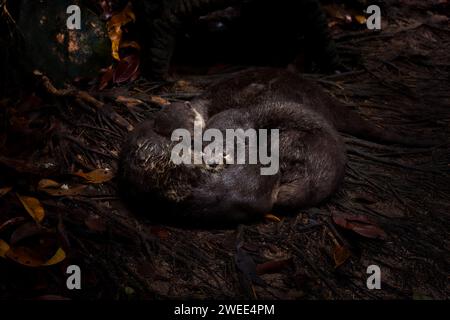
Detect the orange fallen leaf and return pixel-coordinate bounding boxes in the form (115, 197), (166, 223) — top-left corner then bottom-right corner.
(42, 248), (66, 266)
(333, 244), (351, 268)
(16, 194), (45, 223)
(5, 246), (43, 266)
(1, 235), (66, 266)
(73, 168), (114, 184)
(355, 15), (367, 24)
(107, 2), (136, 60)
(38, 179), (60, 189)
(0, 186), (12, 198)
(0, 239), (10, 258)
(264, 214), (281, 223)
(116, 96), (144, 108)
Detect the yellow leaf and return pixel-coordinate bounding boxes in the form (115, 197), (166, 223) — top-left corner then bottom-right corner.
(5, 246), (66, 267)
(107, 2), (136, 60)
(333, 244), (351, 268)
(355, 15), (367, 24)
(73, 168), (114, 184)
(109, 26), (122, 60)
(0, 239), (10, 258)
(43, 248), (66, 266)
(0, 186), (12, 198)
(16, 194), (45, 223)
(264, 214), (281, 222)
(6, 246), (45, 267)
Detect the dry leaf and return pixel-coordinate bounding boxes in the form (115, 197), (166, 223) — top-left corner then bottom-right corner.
(38, 183), (88, 197)
(42, 248), (66, 266)
(5, 246), (45, 266)
(116, 96), (144, 108)
(73, 168), (114, 184)
(0, 239), (10, 258)
(3, 245), (66, 267)
(333, 244), (351, 268)
(0, 186), (12, 198)
(16, 194), (45, 223)
(113, 54), (140, 84)
(256, 258), (293, 275)
(107, 2), (136, 60)
(38, 179), (60, 189)
(264, 214), (281, 223)
(332, 213), (387, 240)
(355, 15), (367, 24)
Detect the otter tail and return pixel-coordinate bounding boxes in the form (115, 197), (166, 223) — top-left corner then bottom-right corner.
(332, 103), (436, 148)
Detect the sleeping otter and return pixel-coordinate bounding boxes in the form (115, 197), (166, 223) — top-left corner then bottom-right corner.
(119, 68), (430, 226)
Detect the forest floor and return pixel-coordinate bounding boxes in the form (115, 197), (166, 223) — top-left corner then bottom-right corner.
(0, 1), (449, 299)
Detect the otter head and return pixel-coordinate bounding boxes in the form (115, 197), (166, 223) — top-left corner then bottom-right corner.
(120, 101), (210, 206)
(153, 101), (206, 138)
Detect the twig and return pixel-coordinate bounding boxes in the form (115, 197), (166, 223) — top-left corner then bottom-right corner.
(34, 70), (134, 131)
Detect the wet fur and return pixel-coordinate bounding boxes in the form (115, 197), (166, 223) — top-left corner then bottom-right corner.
(120, 68), (429, 226)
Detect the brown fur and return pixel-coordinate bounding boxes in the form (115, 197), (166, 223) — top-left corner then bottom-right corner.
(119, 68), (430, 226)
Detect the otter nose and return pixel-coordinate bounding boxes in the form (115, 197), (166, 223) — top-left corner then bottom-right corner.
(206, 157), (220, 168)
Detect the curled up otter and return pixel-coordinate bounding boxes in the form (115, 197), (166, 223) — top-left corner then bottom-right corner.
(119, 68), (431, 226)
